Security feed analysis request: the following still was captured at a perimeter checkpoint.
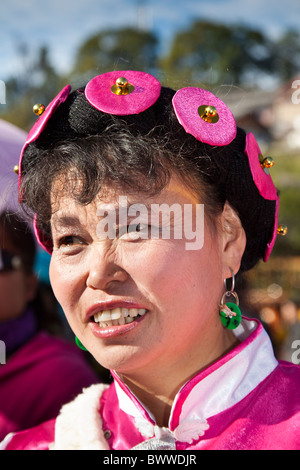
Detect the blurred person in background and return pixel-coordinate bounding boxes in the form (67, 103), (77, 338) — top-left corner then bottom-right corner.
(0, 119), (98, 441)
(0, 210), (99, 441)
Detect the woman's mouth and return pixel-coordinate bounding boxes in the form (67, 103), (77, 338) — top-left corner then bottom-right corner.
(93, 307), (147, 328)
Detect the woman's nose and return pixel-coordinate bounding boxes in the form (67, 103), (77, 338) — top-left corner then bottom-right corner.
(86, 245), (128, 291)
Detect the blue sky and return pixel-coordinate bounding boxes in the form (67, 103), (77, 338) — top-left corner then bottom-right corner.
(0, 0), (299, 80)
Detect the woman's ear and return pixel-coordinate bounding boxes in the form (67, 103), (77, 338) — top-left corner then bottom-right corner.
(220, 202), (246, 278)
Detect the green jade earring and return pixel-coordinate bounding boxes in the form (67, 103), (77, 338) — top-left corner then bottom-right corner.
(75, 336), (88, 351)
(219, 268), (242, 330)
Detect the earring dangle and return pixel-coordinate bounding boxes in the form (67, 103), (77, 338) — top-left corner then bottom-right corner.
(75, 336), (88, 351)
(219, 268), (242, 330)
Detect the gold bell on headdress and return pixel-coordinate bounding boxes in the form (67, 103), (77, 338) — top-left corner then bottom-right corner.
(13, 165), (19, 175)
(261, 156), (274, 169)
(199, 105), (219, 123)
(33, 103), (45, 116)
(277, 224), (288, 236)
(111, 77), (134, 96)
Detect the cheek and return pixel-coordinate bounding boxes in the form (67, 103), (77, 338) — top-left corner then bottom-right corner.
(49, 256), (84, 309)
(133, 239), (223, 309)
(123, 241), (204, 300)
(124, 240), (180, 280)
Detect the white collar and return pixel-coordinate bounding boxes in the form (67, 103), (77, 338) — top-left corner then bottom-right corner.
(51, 318), (278, 449)
(112, 317), (278, 444)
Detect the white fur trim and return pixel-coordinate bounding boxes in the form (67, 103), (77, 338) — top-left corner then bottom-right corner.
(0, 432), (15, 450)
(51, 383), (110, 450)
(134, 416), (155, 438)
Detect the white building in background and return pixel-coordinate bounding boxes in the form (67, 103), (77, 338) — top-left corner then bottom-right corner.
(223, 76), (300, 152)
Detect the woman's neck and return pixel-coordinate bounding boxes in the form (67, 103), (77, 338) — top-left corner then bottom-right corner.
(119, 327), (239, 428)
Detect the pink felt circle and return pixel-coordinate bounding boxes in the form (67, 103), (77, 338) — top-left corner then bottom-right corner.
(18, 84), (71, 190)
(18, 84), (71, 252)
(33, 215), (53, 254)
(85, 70), (161, 115)
(172, 87), (237, 146)
(244, 133), (277, 201)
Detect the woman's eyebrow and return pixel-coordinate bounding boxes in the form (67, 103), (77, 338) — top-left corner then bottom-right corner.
(51, 214), (82, 230)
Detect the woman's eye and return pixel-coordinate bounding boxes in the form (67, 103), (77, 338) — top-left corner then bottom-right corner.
(58, 236), (84, 248)
(128, 223), (146, 233)
(119, 223), (150, 240)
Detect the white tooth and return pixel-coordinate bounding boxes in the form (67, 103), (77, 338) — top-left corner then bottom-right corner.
(121, 308), (129, 317)
(111, 308), (122, 320)
(125, 316), (134, 323)
(94, 313), (101, 322)
(94, 308), (146, 324)
(97, 308), (147, 327)
(100, 310), (111, 321)
(129, 308), (138, 317)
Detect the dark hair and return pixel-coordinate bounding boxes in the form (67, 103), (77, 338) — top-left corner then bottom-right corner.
(20, 86), (277, 272)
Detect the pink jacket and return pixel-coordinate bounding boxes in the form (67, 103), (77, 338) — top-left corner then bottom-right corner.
(0, 331), (98, 441)
(1, 318), (300, 450)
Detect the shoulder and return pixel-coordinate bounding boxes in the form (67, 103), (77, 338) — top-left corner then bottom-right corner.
(0, 419), (56, 450)
(10, 331), (83, 364)
(0, 383), (111, 450)
(248, 359), (300, 421)
(273, 359), (300, 392)
(14, 331), (98, 381)
(23, 331), (86, 360)
(272, 359), (300, 384)
(249, 358), (300, 406)
(53, 383), (111, 450)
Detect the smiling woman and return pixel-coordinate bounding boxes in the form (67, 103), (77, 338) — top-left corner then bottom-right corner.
(1, 70), (299, 450)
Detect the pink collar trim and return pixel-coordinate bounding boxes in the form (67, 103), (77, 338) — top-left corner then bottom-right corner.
(112, 317), (278, 440)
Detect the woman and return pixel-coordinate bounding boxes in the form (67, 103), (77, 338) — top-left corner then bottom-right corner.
(2, 70), (299, 450)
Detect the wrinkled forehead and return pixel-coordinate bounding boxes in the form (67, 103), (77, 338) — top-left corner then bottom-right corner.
(50, 172), (202, 223)
(50, 167), (200, 210)
(49, 171), (132, 214)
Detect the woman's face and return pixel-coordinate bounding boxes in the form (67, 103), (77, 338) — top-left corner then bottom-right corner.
(49, 175), (230, 380)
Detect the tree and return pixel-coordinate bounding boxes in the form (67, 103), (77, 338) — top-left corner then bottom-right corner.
(160, 20), (275, 87)
(73, 28), (159, 79)
(1, 45), (63, 130)
(273, 30), (300, 83)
